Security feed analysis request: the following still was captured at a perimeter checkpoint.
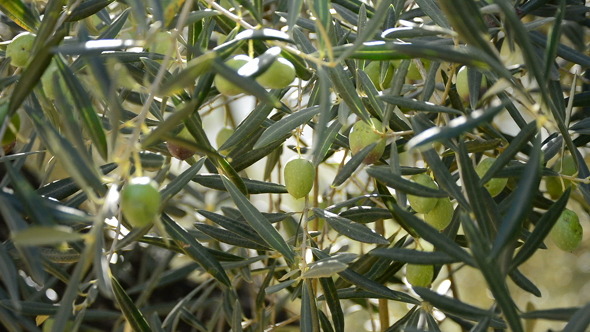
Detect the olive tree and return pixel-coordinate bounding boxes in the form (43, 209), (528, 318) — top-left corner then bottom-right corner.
(0, 0), (589, 331)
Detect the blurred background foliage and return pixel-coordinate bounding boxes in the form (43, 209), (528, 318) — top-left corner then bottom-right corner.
(0, 0), (589, 331)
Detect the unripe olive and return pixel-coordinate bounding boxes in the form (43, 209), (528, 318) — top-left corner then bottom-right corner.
(6, 32), (35, 67)
(500, 40), (524, 67)
(406, 263), (434, 288)
(256, 57), (296, 89)
(407, 173), (439, 214)
(166, 127), (197, 160)
(150, 31), (175, 55)
(216, 126), (234, 151)
(284, 157), (315, 199)
(120, 177), (161, 228)
(214, 55), (251, 96)
(550, 209), (583, 252)
(546, 155), (576, 199)
(364, 61), (394, 90)
(424, 197), (454, 230)
(475, 157), (507, 197)
(348, 118), (386, 164)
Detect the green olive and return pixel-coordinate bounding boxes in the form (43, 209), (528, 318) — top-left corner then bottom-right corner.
(6, 32), (35, 67)
(455, 66), (486, 103)
(364, 61), (394, 90)
(550, 209), (583, 252)
(546, 155), (576, 199)
(120, 177), (161, 228)
(407, 173), (439, 214)
(284, 157), (315, 199)
(256, 57), (296, 89)
(166, 127), (197, 160)
(475, 157), (507, 197)
(424, 197), (454, 230)
(406, 264), (434, 288)
(214, 55), (251, 96)
(216, 126), (234, 152)
(348, 118), (386, 164)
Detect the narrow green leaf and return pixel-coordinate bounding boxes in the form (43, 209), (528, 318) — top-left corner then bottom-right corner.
(287, 0), (304, 33)
(455, 140), (495, 241)
(254, 106), (320, 149)
(338, 206), (391, 224)
(327, 65), (372, 123)
(265, 279), (298, 295)
(319, 277), (345, 332)
(370, 248), (458, 265)
(367, 166), (448, 197)
(221, 176), (295, 265)
(301, 280), (319, 332)
(479, 121), (537, 184)
(511, 188), (570, 268)
(562, 302), (590, 332)
(192, 174), (287, 194)
(332, 143), (376, 187)
(313, 208), (389, 245)
(196, 210), (268, 246)
(302, 259), (348, 279)
(0, 0), (39, 32)
(460, 212), (524, 332)
(161, 214), (231, 287)
(407, 104), (505, 151)
(12, 226), (84, 246)
(380, 95), (463, 115)
(56, 57), (109, 159)
(65, 0), (117, 21)
(413, 287), (506, 328)
(420, 148), (470, 210)
(160, 158), (205, 202)
(157, 51), (217, 95)
(521, 307), (579, 321)
(388, 204), (475, 265)
(27, 107), (106, 196)
(111, 276), (151, 332)
(414, 0), (451, 29)
(194, 223), (270, 250)
(491, 135), (542, 259)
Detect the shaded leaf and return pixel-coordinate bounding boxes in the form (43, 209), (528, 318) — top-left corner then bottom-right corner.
(313, 208), (389, 245)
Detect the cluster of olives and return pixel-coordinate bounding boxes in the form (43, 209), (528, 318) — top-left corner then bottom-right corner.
(407, 174), (453, 231)
(214, 54), (296, 96)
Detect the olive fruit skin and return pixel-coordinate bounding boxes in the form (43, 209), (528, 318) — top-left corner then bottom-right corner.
(120, 177), (161, 228)
(475, 157), (507, 197)
(216, 126), (234, 151)
(348, 118), (386, 164)
(166, 127), (197, 160)
(424, 197), (454, 230)
(364, 61), (394, 90)
(407, 174), (439, 214)
(256, 57), (296, 89)
(6, 32), (35, 67)
(284, 157), (315, 199)
(550, 209), (583, 252)
(406, 264), (434, 288)
(546, 155), (576, 199)
(214, 55), (251, 96)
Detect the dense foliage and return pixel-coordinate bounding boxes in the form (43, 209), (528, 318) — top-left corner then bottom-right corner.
(0, 0), (589, 331)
